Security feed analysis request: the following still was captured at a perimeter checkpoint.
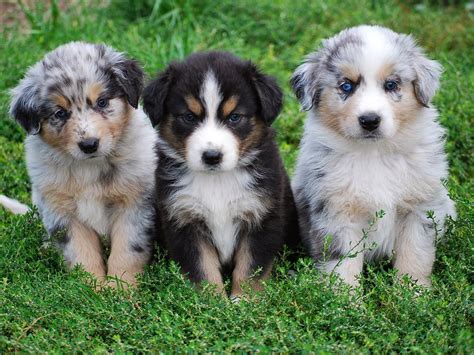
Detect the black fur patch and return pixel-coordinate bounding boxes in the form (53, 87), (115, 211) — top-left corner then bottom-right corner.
(10, 85), (42, 134)
(131, 243), (146, 253)
(111, 59), (144, 109)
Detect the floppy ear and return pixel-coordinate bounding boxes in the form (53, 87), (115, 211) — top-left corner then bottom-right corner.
(112, 59), (144, 109)
(249, 63), (282, 125)
(10, 83), (42, 135)
(143, 69), (172, 126)
(290, 51), (325, 111)
(412, 55), (442, 107)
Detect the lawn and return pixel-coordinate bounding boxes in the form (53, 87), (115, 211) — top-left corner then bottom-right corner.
(0, 0), (473, 352)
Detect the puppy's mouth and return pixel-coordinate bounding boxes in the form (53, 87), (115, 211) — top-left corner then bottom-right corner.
(205, 166), (221, 172)
(358, 131), (383, 141)
(71, 151), (103, 161)
(192, 165), (224, 173)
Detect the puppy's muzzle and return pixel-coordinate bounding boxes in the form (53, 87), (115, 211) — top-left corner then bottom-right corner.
(78, 138), (100, 154)
(202, 149), (223, 166)
(358, 113), (381, 132)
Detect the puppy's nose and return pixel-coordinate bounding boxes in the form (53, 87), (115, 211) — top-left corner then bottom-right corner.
(202, 149), (223, 166)
(78, 138), (99, 154)
(358, 113), (381, 131)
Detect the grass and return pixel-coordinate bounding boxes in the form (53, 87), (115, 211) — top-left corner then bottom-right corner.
(0, 0), (472, 352)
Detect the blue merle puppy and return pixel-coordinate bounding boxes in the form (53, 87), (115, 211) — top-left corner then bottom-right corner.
(291, 26), (455, 287)
(8, 42), (158, 288)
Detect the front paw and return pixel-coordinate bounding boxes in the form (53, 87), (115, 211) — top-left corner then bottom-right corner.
(105, 271), (139, 290)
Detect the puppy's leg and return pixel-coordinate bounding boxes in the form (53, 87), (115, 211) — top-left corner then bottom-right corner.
(166, 221), (224, 295)
(312, 226), (366, 287)
(231, 237), (273, 299)
(107, 210), (153, 288)
(230, 217), (283, 299)
(61, 219), (106, 281)
(231, 237), (253, 298)
(393, 212), (435, 287)
(197, 239), (225, 295)
(394, 192), (455, 287)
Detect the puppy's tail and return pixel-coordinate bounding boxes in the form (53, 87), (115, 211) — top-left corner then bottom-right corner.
(0, 195), (30, 215)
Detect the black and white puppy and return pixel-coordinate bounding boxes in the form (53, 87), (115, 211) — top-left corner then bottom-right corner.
(143, 51), (299, 298)
(9, 42), (158, 288)
(291, 25), (455, 287)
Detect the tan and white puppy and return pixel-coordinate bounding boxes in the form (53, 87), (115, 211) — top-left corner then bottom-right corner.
(8, 42), (158, 287)
(291, 25), (455, 287)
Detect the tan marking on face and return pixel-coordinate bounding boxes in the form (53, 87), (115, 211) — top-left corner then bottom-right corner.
(198, 239), (225, 295)
(160, 114), (187, 155)
(238, 117), (265, 154)
(40, 114), (78, 154)
(50, 93), (71, 110)
(231, 237), (272, 298)
(339, 64), (360, 83)
(376, 61), (396, 82)
(87, 82), (104, 104)
(67, 218), (106, 281)
(221, 95), (239, 117)
(318, 89), (357, 136)
(390, 83), (422, 129)
(185, 95), (203, 116)
(102, 99), (131, 141)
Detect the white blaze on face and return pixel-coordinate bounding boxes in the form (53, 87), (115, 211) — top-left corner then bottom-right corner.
(347, 27), (398, 138)
(186, 71), (239, 171)
(353, 78), (396, 138)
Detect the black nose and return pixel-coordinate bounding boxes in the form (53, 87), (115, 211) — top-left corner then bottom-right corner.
(202, 149), (223, 166)
(358, 113), (381, 131)
(78, 138), (99, 154)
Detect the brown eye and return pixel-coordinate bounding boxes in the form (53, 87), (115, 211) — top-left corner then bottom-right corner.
(97, 98), (109, 108)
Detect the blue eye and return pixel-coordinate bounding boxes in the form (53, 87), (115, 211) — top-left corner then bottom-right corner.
(181, 113), (197, 124)
(97, 98), (109, 108)
(384, 80), (398, 91)
(340, 82), (354, 94)
(228, 113), (242, 124)
(54, 108), (69, 119)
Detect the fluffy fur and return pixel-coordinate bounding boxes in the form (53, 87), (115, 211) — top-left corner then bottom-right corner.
(291, 25), (455, 287)
(144, 51), (299, 298)
(9, 42), (158, 287)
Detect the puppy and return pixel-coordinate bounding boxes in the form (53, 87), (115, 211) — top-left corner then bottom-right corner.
(9, 42), (158, 287)
(291, 25), (455, 287)
(143, 51), (299, 298)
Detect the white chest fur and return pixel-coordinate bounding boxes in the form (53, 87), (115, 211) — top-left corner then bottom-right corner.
(168, 169), (267, 263)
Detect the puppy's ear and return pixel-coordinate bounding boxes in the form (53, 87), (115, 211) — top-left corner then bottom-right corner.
(112, 59), (144, 109)
(249, 63), (282, 125)
(290, 51), (325, 111)
(412, 54), (442, 107)
(10, 83), (42, 135)
(143, 69), (172, 126)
